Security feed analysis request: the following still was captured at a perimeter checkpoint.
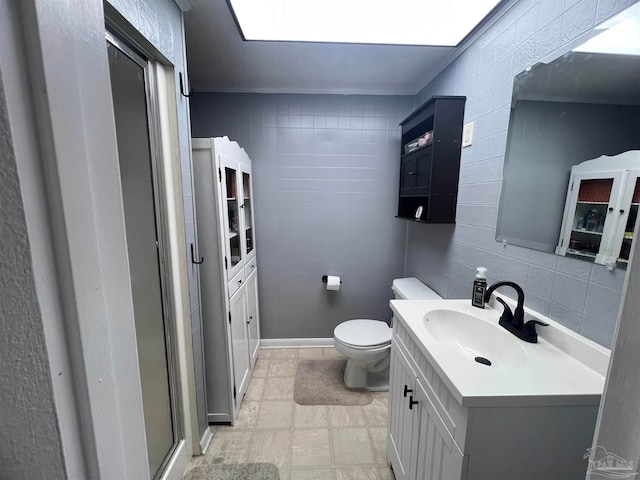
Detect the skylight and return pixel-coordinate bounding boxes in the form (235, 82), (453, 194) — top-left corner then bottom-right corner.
(228, 0), (503, 46)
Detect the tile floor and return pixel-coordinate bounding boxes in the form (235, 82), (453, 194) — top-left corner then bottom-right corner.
(186, 347), (395, 480)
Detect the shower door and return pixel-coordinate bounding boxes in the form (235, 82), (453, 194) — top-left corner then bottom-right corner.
(107, 35), (180, 479)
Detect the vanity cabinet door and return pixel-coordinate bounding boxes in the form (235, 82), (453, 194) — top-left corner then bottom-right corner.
(413, 379), (466, 480)
(387, 345), (419, 480)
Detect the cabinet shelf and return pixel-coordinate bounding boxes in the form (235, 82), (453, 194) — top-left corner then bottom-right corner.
(571, 228), (603, 236)
(228, 231), (238, 238)
(577, 200), (609, 205)
(227, 197), (236, 201)
(567, 248), (596, 259)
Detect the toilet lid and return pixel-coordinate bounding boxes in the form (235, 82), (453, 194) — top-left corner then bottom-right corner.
(334, 319), (392, 348)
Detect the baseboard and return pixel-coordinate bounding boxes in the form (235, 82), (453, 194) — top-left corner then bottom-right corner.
(199, 427), (213, 455)
(260, 338), (334, 348)
(159, 440), (188, 480)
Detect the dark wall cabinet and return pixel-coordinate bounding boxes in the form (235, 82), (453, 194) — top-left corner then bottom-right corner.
(397, 96), (466, 223)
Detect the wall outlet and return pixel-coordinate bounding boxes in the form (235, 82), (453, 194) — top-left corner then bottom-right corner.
(462, 121), (474, 147)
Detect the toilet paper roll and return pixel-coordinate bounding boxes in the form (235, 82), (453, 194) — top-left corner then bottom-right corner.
(326, 275), (341, 291)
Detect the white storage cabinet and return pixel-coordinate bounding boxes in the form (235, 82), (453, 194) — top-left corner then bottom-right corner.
(556, 151), (640, 268)
(192, 136), (260, 424)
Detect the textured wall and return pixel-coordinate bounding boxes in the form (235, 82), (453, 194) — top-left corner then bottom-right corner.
(0, 54), (66, 479)
(406, 0), (640, 348)
(107, 0), (208, 439)
(191, 93), (413, 338)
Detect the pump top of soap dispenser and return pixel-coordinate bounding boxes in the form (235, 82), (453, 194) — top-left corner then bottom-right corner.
(476, 267), (487, 279)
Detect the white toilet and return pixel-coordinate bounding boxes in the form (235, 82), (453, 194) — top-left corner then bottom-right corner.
(333, 277), (442, 391)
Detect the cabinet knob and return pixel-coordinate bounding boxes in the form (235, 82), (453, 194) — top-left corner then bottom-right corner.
(239, 279), (243, 285)
(608, 207), (614, 212)
(409, 395), (419, 410)
(620, 209), (625, 214)
(403, 385), (412, 397)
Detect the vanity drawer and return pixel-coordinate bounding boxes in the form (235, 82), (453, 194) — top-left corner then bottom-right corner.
(394, 321), (469, 452)
(228, 270), (246, 298)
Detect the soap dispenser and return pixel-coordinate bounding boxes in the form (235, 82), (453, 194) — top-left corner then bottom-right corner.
(472, 267), (487, 309)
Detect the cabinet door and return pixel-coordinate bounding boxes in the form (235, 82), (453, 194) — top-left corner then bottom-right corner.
(400, 148), (433, 196)
(245, 270), (260, 369)
(609, 171), (640, 266)
(240, 166), (256, 261)
(413, 379), (465, 480)
(229, 287), (250, 411)
(387, 345), (419, 480)
(557, 171), (624, 265)
(219, 154), (244, 280)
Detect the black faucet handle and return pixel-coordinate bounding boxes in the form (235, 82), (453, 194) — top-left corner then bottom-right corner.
(495, 298), (513, 324)
(523, 319), (549, 336)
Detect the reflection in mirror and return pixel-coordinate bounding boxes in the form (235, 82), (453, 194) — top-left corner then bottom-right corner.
(496, 2), (640, 269)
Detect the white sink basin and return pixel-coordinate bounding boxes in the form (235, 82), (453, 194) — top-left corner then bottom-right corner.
(423, 309), (527, 368)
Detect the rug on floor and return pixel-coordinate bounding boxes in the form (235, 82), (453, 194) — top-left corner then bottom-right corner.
(294, 359), (373, 406)
(184, 463), (279, 480)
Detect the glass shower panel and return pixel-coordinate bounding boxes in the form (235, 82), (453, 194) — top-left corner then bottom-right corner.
(108, 40), (176, 479)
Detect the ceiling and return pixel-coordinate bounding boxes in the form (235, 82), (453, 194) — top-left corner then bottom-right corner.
(183, 0), (470, 95)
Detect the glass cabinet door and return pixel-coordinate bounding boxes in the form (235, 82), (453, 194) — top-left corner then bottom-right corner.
(224, 165), (242, 270)
(566, 177), (616, 261)
(242, 171), (254, 256)
(616, 176), (640, 265)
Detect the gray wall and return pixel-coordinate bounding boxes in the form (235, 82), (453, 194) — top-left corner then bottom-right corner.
(0, 6), (66, 476)
(107, 0), (208, 439)
(406, 0), (639, 348)
(191, 93), (413, 338)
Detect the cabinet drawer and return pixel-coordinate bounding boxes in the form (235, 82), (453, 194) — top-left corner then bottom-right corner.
(228, 269), (246, 298)
(245, 257), (257, 277)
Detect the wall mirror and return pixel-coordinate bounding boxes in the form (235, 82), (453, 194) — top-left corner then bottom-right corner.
(496, 2), (640, 268)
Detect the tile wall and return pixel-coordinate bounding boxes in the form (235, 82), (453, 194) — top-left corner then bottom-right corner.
(190, 93), (414, 339)
(405, 0), (639, 348)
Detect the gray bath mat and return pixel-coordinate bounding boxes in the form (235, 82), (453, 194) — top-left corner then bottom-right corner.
(294, 359), (373, 406)
(185, 463), (279, 480)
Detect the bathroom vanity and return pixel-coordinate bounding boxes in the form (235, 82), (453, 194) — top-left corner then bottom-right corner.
(387, 298), (609, 480)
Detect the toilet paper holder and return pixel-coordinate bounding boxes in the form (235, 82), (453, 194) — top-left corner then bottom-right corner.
(322, 275), (342, 284)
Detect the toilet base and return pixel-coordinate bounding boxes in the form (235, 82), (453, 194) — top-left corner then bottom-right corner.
(343, 356), (390, 392)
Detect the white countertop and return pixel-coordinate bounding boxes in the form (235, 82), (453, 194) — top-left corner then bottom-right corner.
(390, 298), (609, 408)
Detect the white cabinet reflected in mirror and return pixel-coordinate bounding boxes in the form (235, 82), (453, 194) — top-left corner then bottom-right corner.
(496, 2), (640, 269)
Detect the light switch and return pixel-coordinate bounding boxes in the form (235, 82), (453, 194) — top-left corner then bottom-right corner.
(462, 121), (474, 147)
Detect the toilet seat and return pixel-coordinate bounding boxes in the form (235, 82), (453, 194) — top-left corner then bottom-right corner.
(334, 319), (391, 349)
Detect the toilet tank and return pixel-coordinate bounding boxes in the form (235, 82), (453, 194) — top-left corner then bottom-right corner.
(392, 277), (442, 300)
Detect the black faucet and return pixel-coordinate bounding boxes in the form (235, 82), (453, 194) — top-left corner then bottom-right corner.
(484, 281), (548, 343)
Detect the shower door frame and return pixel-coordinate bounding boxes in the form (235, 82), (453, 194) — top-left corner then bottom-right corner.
(106, 31), (183, 480)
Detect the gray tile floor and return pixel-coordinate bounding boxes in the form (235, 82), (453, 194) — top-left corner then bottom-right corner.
(186, 347), (395, 480)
